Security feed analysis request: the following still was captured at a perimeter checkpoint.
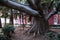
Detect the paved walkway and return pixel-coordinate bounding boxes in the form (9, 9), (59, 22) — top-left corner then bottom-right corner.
(11, 27), (47, 40)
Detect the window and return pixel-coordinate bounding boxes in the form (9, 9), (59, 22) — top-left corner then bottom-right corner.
(54, 14), (58, 25)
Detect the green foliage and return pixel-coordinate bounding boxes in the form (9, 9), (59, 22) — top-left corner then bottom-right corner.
(19, 24), (26, 27)
(2, 25), (15, 37)
(15, 0), (27, 4)
(19, 24), (32, 27)
(1, 7), (9, 18)
(0, 6), (2, 10)
(0, 34), (11, 40)
(45, 32), (60, 40)
(55, 2), (60, 11)
(57, 33), (60, 40)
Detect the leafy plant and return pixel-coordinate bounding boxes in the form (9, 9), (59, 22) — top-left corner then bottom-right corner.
(45, 31), (57, 40)
(45, 31), (60, 40)
(0, 34), (11, 40)
(56, 33), (60, 40)
(2, 25), (15, 37)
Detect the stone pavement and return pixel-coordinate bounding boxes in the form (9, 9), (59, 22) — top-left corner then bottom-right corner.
(11, 27), (48, 40)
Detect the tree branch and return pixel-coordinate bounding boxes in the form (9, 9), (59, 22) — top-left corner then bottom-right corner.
(35, 0), (41, 5)
(46, 1), (60, 20)
(27, 0), (41, 10)
(48, 0), (54, 9)
(46, 7), (57, 20)
(0, 0), (39, 16)
(35, 0), (43, 11)
(34, 0), (44, 16)
(27, 0), (37, 10)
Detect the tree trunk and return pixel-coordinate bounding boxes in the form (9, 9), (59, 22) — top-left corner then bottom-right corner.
(0, 18), (2, 28)
(10, 9), (13, 25)
(5, 17), (6, 25)
(27, 16), (49, 35)
(19, 13), (21, 24)
(22, 14), (25, 30)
